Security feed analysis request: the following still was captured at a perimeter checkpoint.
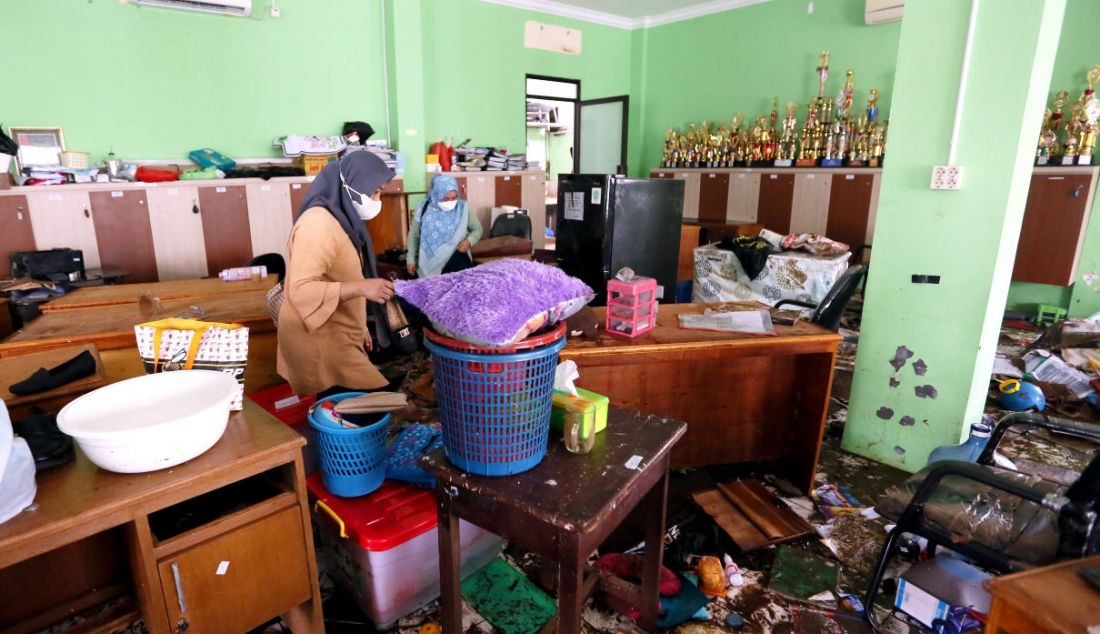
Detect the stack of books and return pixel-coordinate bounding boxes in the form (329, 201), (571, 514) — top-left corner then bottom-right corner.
(506, 154), (526, 170)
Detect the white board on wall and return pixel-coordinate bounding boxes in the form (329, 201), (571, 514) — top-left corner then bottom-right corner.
(524, 20), (581, 55)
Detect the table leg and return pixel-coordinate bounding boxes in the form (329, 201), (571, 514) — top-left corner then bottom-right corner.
(436, 493), (463, 634)
(639, 464), (669, 632)
(556, 533), (585, 634)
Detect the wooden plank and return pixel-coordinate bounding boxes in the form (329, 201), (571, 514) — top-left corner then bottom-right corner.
(718, 480), (814, 541)
(42, 277), (274, 313)
(690, 489), (771, 551)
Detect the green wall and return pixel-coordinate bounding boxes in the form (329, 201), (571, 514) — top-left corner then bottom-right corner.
(3, 0), (387, 162)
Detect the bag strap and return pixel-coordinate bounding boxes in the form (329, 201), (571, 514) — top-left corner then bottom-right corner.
(151, 323), (211, 373)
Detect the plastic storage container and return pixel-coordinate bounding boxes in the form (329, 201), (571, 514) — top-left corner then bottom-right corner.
(607, 276), (658, 338)
(246, 384), (318, 473)
(550, 388), (609, 435)
(307, 392), (391, 497)
(307, 474), (502, 629)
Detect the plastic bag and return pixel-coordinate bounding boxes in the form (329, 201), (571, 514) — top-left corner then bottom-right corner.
(0, 399), (36, 525)
(384, 424), (443, 488)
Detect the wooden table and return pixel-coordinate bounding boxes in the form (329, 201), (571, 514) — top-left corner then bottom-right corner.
(985, 554), (1100, 633)
(0, 343), (106, 420)
(423, 408), (686, 634)
(0, 290), (279, 392)
(41, 277), (275, 313)
(0, 400), (323, 634)
(559, 302), (841, 493)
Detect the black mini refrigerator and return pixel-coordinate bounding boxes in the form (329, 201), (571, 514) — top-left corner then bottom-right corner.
(555, 174), (685, 304)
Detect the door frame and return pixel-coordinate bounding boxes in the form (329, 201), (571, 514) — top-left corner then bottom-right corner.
(525, 74), (581, 175)
(576, 95), (630, 175)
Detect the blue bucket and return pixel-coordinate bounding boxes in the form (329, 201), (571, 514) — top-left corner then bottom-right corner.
(307, 392), (391, 497)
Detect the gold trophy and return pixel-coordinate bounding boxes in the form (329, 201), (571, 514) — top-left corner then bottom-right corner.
(796, 101), (819, 166)
(775, 101), (798, 167)
(1063, 104), (1083, 165)
(1036, 109), (1057, 166)
(849, 110), (869, 166)
(663, 128), (679, 167)
(1076, 66), (1100, 165)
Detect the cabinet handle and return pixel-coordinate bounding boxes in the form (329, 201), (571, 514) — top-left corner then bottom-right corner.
(177, 618), (189, 633)
(171, 561), (187, 614)
(1074, 185), (1084, 198)
(83, 207), (90, 218)
(192, 203), (200, 215)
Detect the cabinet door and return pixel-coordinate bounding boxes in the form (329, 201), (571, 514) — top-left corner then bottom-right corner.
(197, 185), (253, 275)
(495, 174), (523, 207)
(698, 172), (730, 222)
(146, 185), (209, 281)
(158, 506), (311, 634)
(465, 175), (495, 235)
(727, 172), (761, 223)
(757, 173), (795, 234)
(288, 181), (310, 221)
(826, 173), (875, 250)
(790, 173), (831, 235)
(26, 190), (102, 269)
(89, 189), (159, 282)
(0, 195), (36, 278)
(1013, 174), (1094, 285)
(677, 172), (701, 220)
(521, 173), (547, 249)
(245, 182), (293, 261)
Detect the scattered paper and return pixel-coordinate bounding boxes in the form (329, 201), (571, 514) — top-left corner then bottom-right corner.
(992, 355), (1023, 378)
(1024, 349), (1095, 398)
(678, 309), (775, 335)
(624, 455), (643, 470)
(1061, 348), (1100, 372)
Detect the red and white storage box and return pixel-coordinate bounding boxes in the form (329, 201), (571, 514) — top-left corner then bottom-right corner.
(247, 384), (319, 473)
(606, 276), (658, 338)
(306, 473), (502, 628)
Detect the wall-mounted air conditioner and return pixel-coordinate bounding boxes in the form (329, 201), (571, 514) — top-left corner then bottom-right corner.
(136, 0), (252, 17)
(865, 0), (903, 25)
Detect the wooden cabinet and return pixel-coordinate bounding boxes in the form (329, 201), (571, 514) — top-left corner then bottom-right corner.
(757, 173), (796, 234)
(0, 195), (35, 278)
(826, 173), (875, 251)
(245, 182), (294, 260)
(371, 178), (408, 253)
(726, 172), (760, 222)
(25, 189), (102, 269)
(147, 185), (209, 281)
(494, 174), (523, 207)
(288, 181), (309, 220)
(89, 189), (159, 283)
(197, 185), (253, 276)
(1013, 171), (1096, 285)
(790, 173), (831, 235)
(698, 172), (730, 222)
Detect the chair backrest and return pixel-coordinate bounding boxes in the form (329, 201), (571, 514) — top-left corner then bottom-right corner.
(812, 264), (867, 331)
(246, 253), (287, 283)
(491, 211), (532, 240)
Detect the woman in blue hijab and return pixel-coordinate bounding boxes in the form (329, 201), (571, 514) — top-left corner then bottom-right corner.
(406, 175), (483, 277)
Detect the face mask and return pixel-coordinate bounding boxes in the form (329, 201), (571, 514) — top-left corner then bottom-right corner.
(438, 200), (458, 212)
(341, 172), (383, 221)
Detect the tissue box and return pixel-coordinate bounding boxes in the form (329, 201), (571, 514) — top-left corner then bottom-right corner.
(550, 388), (609, 435)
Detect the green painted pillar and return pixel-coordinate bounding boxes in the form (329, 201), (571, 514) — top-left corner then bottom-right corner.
(841, 0), (1066, 470)
(385, 0), (427, 195)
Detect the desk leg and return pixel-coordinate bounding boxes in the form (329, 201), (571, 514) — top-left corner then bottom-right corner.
(283, 456), (325, 634)
(437, 493), (463, 634)
(125, 518), (171, 634)
(790, 351), (837, 494)
(556, 532), (585, 634)
(639, 464), (669, 633)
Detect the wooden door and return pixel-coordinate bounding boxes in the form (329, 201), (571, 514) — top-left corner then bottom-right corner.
(88, 190), (159, 282)
(790, 173), (831, 235)
(245, 182), (293, 260)
(826, 173), (875, 250)
(726, 172), (761, 223)
(158, 506), (311, 634)
(0, 195), (36, 278)
(146, 185), (209, 280)
(1013, 173), (1094, 285)
(698, 172), (730, 222)
(197, 185), (253, 275)
(288, 181), (310, 220)
(757, 173), (795, 234)
(25, 190), (102, 269)
(495, 174), (523, 207)
(677, 172), (701, 220)
(465, 175), (495, 235)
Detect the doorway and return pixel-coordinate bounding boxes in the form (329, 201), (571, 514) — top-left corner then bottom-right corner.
(525, 75), (579, 184)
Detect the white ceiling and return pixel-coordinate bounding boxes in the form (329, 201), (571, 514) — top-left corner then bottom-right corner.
(482, 0), (771, 29)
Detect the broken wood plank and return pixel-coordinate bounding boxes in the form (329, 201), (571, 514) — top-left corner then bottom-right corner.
(691, 489), (771, 551)
(718, 480), (814, 542)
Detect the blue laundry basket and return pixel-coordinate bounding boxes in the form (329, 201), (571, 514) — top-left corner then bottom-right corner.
(424, 324), (566, 477)
(308, 392), (391, 497)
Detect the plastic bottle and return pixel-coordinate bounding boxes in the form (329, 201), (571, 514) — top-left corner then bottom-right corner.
(219, 265), (267, 282)
(926, 421), (993, 465)
(722, 553), (744, 587)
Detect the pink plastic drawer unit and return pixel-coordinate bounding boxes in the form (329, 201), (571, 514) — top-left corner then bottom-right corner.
(307, 474), (502, 629)
(607, 276), (658, 338)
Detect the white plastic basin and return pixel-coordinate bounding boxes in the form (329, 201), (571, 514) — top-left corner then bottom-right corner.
(57, 370), (238, 473)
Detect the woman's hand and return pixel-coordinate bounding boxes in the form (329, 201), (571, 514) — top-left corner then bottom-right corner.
(356, 279), (395, 304)
(406, 262), (417, 276)
(363, 330), (374, 352)
(456, 239), (471, 254)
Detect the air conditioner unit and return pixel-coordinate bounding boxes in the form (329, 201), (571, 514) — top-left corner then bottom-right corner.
(136, 0), (252, 17)
(865, 0), (903, 25)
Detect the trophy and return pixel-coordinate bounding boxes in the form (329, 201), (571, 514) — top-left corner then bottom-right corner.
(849, 111), (869, 166)
(1036, 109), (1057, 166)
(1077, 66), (1100, 165)
(796, 101), (819, 166)
(817, 51), (830, 101)
(1063, 104), (1083, 165)
(868, 122), (887, 167)
(775, 101), (798, 167)
(663, 128), (678, 168)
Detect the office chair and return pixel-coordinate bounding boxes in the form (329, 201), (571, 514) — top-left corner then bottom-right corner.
(772, 264), (867, 332)
(245, 253), (286, 283)
(490, 210), (532, 241)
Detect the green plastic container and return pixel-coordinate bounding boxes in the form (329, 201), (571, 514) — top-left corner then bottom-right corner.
(549, 387), (609, 435)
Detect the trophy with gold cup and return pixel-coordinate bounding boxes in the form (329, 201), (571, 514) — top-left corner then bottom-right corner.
(1077, 66), (1100, 165)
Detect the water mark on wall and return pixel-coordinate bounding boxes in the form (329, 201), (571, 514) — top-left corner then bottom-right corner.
(913, 359), (928, 376)
(889, 346), (914, 371)
(876, 406), (894, 420)
(914, 385), (938, 399)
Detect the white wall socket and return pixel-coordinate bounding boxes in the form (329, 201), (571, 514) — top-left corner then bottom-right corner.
(930, 165), (963, 190)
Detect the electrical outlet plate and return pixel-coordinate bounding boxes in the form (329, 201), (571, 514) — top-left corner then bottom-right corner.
(930, 165), (963, 190)
(270, 5), (280, 17)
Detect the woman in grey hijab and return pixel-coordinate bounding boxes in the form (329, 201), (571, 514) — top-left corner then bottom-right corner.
(276, 151), (397, 398)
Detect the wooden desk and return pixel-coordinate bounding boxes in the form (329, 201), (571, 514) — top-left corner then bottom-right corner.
(41, 277), (275, 313)
(0, 344), (106, 420)
(986, 554), (1100, 633)
(0, 291), (279, 392)
(560, 302), (841, 493)
(0, 400), (323, 634)
(423, 408), (686, 634)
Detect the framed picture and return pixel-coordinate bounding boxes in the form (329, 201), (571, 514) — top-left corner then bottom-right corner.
(8, 126), (65, 172)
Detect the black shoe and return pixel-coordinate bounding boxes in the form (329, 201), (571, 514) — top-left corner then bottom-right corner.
(13, 410), (74, 470)
(9, 350), (97, 396)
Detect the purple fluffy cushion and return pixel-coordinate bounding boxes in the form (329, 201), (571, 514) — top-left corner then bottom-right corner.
(395, 260), (595, 347)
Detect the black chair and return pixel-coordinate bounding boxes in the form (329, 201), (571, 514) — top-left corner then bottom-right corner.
(865, 412), (1100, 628)
(491, 210), (532, 241)
(246, 253), (286, 283)
(773, 264), (866, 332)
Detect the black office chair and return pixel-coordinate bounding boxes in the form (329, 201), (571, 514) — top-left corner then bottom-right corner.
(773, 264), (867, 332)
(490, 210), (532, 241)
(866, 412), (1100, 628)
(246, 253), (286, 283)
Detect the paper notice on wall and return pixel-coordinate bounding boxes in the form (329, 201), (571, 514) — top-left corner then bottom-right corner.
(564, 192), (585, 221)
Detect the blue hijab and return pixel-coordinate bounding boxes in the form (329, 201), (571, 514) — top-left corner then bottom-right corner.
(418, 175), (466, 260)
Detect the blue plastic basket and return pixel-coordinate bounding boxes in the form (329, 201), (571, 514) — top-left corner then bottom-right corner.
(424, 329), (566, 477)
(307, 392), (391, 497)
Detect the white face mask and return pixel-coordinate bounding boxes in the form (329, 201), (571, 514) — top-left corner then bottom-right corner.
(438, 200), (458, 212)
(341, 172), (383, 221)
